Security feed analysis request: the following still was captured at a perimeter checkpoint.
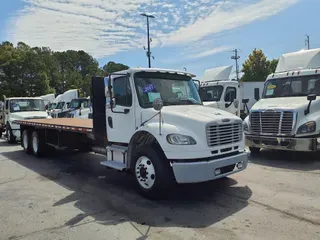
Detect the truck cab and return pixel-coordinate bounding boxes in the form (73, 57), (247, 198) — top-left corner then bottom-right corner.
(51, 89), (79, 118)
(2, 97), (50, 143)
(244, 48), (320, 153)
(200, 80), (241, 117)
(65, 98), (91, 119)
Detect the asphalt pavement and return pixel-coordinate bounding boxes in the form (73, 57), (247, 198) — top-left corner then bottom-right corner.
(0, 138), (319, 240)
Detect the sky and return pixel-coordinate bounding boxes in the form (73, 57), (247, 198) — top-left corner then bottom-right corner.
(0, 0), (319, 78)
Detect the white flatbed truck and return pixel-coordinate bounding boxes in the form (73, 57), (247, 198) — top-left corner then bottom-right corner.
(15, 68), (248, 198)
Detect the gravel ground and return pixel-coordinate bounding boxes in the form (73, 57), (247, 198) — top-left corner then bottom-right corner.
(0, 138), (319, 240)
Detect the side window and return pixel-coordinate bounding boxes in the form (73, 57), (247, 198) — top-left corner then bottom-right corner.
(5, 100), (8, 110)
(225, 87), (237, 102)
(113, 77), (132, 107)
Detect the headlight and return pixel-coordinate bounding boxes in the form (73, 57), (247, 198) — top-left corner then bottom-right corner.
(166, 134), (197, 145)
(297, 121), (316, 134)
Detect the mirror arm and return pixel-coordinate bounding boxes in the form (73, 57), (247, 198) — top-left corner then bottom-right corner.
(304, 100), (313, 115)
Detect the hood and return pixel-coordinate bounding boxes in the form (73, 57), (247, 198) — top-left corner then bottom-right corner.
(10, 111), (49, 120)
(251, 97), (313, 111)
(141, 105), (240, 126)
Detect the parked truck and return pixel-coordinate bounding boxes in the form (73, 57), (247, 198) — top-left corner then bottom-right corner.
(2, 96), (51, 143)
(199, 66), (264, 119)
(244, 48), (320, 154)
(14, 68), (248, 198)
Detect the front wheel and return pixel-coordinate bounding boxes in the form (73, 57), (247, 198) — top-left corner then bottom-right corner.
(6, 124), (16, 144)
(132, 146), (175, 199)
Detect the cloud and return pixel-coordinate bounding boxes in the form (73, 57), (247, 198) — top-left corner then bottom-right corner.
(188, 46), (233, 59)
(6, 0), (299, 59)
(163, 0), (300, 45)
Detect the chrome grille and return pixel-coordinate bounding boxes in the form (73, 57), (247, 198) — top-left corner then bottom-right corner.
(250, 111), (294, 135)
(206, 123), (242, 147)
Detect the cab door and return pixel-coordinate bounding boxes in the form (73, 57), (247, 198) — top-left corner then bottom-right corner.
(223, 86), (239, 116)
(106, 75), (136, 143)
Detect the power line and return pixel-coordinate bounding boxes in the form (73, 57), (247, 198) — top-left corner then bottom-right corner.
(305, 34), (310, 49)
(231, 49), (240, 81)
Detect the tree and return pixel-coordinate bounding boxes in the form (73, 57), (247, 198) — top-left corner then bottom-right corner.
(267, 59), (279, 73)
(102, 61), (129, 75)
(241, 49), (270, 82)
(0, 41), (129, 98)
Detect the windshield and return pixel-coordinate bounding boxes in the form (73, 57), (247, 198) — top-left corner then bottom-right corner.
(48, 103), (56, 110)
(69, 99), (89, 109)
(55, 102), (65, 109)
(10, 99), (45, 113)
(263, 75), (320, 98)
(199, 85), (224, 102)
(134, 72), (202, 108)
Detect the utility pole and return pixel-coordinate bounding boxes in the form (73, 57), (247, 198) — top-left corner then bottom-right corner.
(231, 49), (240, 81)
(141, 13), (155, 68)
(305, 34), (310, 49)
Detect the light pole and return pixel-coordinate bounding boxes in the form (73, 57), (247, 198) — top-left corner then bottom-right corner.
(141, 13), (155, 68)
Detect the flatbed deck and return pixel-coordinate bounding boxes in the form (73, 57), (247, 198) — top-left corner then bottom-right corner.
(14, 118), (93, 133)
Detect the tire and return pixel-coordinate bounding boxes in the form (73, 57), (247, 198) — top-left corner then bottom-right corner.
(6, 124), (16, 144)
(21, 129), (32, 154)
(31, 131), (45, 157)
(131, 145), (175, 199)
(0, 129), (2, 138)
(249, 147), (260, 155)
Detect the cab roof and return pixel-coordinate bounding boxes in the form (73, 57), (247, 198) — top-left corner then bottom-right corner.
(6, 97), (42, 100)
(112, 67), (196, 78)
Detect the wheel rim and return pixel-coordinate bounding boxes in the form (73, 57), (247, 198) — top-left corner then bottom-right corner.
(135, 156), (156, 189)
(23, 132), (28, 149)
(32, 135), (38, 153)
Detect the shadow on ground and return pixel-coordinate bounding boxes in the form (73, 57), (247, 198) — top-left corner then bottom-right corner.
(1, 141), (252, 233)
(248, 149), (320, 171)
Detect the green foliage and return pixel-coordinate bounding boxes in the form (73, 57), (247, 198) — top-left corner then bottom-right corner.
(0, 41), (130, 98)
(102, 61), (129, 74)
(241, 49), (279, 82)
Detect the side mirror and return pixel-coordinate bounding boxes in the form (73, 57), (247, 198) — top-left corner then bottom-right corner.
(305, 94), (316, 115)
(307, 94), (316, 101)
(153, 98), (163, 111)
(242, 99), (249, 104)
(254, 88), (260, 101)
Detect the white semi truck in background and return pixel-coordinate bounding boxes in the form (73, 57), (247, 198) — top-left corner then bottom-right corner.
(199, 66), (264, 119)
(0, 96), (51, 143)
(15, 68), (248, 198)
(51, 89), (79, 118)
(244, 48), (320, 154)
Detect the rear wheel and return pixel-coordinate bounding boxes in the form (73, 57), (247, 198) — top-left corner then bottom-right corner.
(249, 147), (260, 155)
(21, 129), (32, 154)
(31, 131), (45, 157)
(132, 146), (175, 199)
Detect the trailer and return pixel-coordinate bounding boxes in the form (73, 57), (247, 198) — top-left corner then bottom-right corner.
(15, 68), (248, 199)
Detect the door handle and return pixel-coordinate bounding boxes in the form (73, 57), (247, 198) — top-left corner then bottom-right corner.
(108, 117), (113, 128)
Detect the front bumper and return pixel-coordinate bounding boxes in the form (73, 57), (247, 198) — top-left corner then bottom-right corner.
(171, 151), (248, 184)
(245, 134), (320, 152)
